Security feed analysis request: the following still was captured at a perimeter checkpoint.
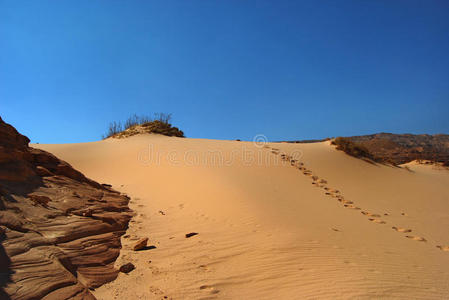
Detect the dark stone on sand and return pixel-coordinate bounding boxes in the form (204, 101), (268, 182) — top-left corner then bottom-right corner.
(119, 263), (135, 273)
(185, 232), (198, 238)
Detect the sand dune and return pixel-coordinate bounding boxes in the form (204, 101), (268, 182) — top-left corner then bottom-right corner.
(34, 135), (449, 299)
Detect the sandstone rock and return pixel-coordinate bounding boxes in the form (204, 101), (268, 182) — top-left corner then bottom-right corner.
(133, 237), (149, 251)
(28, 194), (51, 207)
(119, 262), (135, 273)
(0, 116), (132, 299)
(35, 165), (53, 176)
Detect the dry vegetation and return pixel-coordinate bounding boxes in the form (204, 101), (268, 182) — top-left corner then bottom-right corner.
(347, 133), (449, 166)
(103, 113), (184, 139)
(331, 137), (385, 164)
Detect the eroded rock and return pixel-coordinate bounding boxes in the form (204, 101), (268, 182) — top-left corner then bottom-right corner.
(133, 237), (149, 251)
(0, 116), (132, 299)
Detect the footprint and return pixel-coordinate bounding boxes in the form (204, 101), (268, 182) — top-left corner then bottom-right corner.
(436, 245), (449, 251)
(345, 204), (361, 210)
(406, 235), (426, 242)
(199, 285), (220, 294)
(361, 211), (381, 218)
(369, 218), (386, 224)
(341, 200), (353, 204)
(392, 226), (412, 233)
(149, 286), (164, 295)
(149, 266), (162, 275)
(280, 154), (291, 161)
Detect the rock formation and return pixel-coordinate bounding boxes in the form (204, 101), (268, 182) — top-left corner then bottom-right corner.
(0, 117), (132, 299)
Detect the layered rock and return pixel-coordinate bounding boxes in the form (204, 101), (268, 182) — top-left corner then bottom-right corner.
(0, 117), (132, 299)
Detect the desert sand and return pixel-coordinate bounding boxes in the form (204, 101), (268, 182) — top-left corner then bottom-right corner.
(34, 134), (449, 299)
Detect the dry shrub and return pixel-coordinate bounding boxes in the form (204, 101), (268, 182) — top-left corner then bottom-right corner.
(102, 113), (184, 139)
(331, 137), (383, 163)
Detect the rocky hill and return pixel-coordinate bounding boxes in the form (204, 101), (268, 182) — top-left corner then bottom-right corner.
(346, 133), (449, 165)
(285, 133), (449, 166)
(0, 117), (132, 299)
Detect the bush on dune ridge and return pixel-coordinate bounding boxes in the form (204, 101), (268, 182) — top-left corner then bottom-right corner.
(331, 137), (385, 164)
(102, 113), (184, 139)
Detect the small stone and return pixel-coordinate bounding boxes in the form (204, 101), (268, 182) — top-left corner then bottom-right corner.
(119, 262), (135, 273)
(185, 232), (198, 238)
(133, 237), (148, 251)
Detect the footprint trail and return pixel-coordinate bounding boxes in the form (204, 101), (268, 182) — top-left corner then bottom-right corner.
(265, 145), (448, 251)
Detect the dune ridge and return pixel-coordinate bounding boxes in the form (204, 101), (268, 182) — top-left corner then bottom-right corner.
(35, 134), (449, 299)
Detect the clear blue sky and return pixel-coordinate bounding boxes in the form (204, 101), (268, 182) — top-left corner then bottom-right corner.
(1, 0), (448, 143)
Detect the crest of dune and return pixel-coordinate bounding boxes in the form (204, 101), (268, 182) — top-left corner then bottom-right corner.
(33, 132), (449, 299)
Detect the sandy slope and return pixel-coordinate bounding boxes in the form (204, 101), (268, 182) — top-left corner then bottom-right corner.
(34, 135), (449, 299)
